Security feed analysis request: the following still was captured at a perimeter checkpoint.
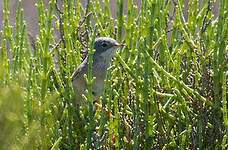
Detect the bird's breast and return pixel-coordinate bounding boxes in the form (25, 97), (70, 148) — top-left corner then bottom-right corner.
(92, 57), (111, 78)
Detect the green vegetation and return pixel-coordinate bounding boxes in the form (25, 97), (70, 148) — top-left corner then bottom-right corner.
(0, 0), (227, 149)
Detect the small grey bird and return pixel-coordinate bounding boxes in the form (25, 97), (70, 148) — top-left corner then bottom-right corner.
(71, 37), (124, 105)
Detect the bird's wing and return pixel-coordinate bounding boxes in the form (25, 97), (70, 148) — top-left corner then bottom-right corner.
(71, 67), (81, 80)
(71, 60), (88, 81)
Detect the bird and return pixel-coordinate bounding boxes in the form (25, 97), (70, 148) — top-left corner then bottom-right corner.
(71, 37), (124, 105)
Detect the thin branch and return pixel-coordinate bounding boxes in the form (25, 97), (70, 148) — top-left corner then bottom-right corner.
(200, 0), (212, 55)
(85, 0), (90, 15)
(55, 0), (65, 47)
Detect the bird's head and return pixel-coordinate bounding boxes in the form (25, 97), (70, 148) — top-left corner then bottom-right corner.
(93, 37), (124, 59)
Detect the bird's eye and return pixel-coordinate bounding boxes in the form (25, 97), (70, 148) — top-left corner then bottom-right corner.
(101, 42), (107, 47)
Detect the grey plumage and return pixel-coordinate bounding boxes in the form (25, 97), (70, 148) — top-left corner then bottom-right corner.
(71, 37), (123, 105)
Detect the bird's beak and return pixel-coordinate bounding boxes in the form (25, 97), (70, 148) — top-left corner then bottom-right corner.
(114, 43), (125, 48)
